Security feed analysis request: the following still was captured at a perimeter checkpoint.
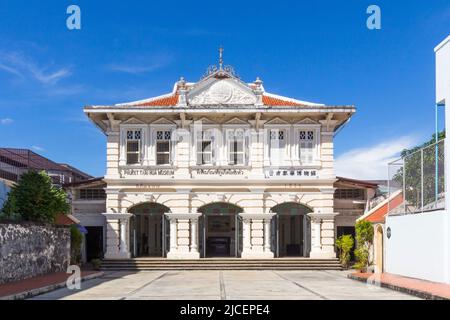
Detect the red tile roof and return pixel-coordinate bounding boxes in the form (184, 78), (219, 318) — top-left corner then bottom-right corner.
(362, 192), (404, 223)
(262, 95), (307, 106)
(55, 214), (79, 226)
(133, 94), (179, 107)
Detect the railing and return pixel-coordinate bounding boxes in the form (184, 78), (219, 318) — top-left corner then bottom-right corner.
(388, 139), (445, 215)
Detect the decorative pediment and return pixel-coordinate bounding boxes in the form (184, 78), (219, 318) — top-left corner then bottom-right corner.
(192, 117), (217, 125)
(224, 117), (250, 126)
(188, 78), (257, 106)
(296, 117), (319, 125)
(151, 117), (175, 125)
(264, 117), (290, 125)
(122, 117), (146, 125)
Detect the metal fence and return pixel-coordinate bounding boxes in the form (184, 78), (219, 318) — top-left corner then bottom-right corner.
(388, 139), (445, 215)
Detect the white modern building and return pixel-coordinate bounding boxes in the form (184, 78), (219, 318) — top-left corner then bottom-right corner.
(84, 56), (357, 260)
(383, 35), (450, 284)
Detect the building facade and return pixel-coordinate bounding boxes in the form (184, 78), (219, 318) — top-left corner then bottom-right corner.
(0, 148), (92, 186)
(66, 176), (378, 262)
(84, 61), (356, 260)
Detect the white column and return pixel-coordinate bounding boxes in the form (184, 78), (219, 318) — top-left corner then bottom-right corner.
(308, 212), (338, 259)
(119, 218), (127, 253)
(264, 218), (271, 253)
(240, 214), (274, 259)
(102, 213), (132, 260)
(166, 213), (201, 259)
(308, 213), (322, 258)
(243, 218), (251, 252)
(190, 217), (198, 253)
(169, 218), (177, 250)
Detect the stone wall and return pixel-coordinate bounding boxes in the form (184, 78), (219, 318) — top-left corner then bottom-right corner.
(0, 223), (70, 284)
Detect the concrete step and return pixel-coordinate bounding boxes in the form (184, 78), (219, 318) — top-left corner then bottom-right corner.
(100, 258), (343, 271)
(101, 265), (341, 269)
(100, 266), (343, 271)
(102, 259), (340, 263)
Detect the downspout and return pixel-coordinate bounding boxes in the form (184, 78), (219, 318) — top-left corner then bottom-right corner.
(435, 103), (439, 203)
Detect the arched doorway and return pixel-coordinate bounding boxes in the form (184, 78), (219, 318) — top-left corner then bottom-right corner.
(128, 202), (170, 258)
(270, 203), (312, 257)
(375, 225), (384, 273)
(198, 202), (243, 258)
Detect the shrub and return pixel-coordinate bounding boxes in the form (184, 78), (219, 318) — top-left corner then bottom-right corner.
(1, 171), (69, 223)
(354, 247), (370, 271)
(335, 234), (354, 269)
(353, 220), (374, 272)
(355, 220), (374, 245)
(91, 259), (102, 270)
(70, 225), (83, 265)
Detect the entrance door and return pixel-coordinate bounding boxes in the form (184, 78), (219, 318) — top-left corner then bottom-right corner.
(337, 226), (356, 261)
(375, 226), (383, 273)
(204, 214), (234, 257)
(198, 202), (243, 258)
(85, 226), (104, 261)
(162, 214), (170, 258)
(235, 215), (243, 257)
(270, 203), (312, 258)
(128, 202), (170, 258)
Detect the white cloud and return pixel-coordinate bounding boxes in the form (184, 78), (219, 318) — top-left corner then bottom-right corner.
(31, 146), (45, 152)
(107, 53), (173, 74)
(335, 135), (418, 180)
(0, 118), (13, 125)
(29, 67), (71, 85)
(0, 63), (23, 78)
(0, 51), (71, 85)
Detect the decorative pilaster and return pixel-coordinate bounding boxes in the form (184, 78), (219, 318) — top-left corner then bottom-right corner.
(240, 213), (275, 259)
(166, 213), (201, 259)
(169, 217), (177, 251)
(190, 217), (198, 253)
(242, 218), (251, 252)
(307, 212), (339, 259)
(263, 218), (272, 254)
(105, 131), (121, 179)
(102, 213), (132, 260)
(308, 214), (322, 257)
(119, 217), (130, 256)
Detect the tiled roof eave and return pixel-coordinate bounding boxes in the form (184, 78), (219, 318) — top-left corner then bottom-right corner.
(84, 105), (355, 111)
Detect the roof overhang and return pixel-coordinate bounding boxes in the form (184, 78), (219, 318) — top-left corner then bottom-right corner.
(84, 105), (355, 113)
(84, 105), (356, 136)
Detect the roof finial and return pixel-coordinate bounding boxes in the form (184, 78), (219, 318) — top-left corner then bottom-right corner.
(219, 46), (224, 70)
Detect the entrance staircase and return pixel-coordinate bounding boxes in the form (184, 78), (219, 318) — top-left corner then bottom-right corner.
(100, 258), (342, 271)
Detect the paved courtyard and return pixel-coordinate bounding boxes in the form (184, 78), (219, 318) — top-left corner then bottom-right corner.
(30, 270), (420, 300)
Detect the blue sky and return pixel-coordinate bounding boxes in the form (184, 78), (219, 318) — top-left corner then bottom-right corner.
(0, 0), (449, 179)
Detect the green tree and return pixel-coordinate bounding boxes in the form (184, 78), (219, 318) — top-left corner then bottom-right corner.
(1, 170), (69, 223)
(335, 234), (354, 269)
(393, 131), (445, 208)
(354, 220), (373, 272)
(70, 225), (83, 264)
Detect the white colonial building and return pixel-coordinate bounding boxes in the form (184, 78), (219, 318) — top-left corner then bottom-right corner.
(84, 57), (356, 260)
